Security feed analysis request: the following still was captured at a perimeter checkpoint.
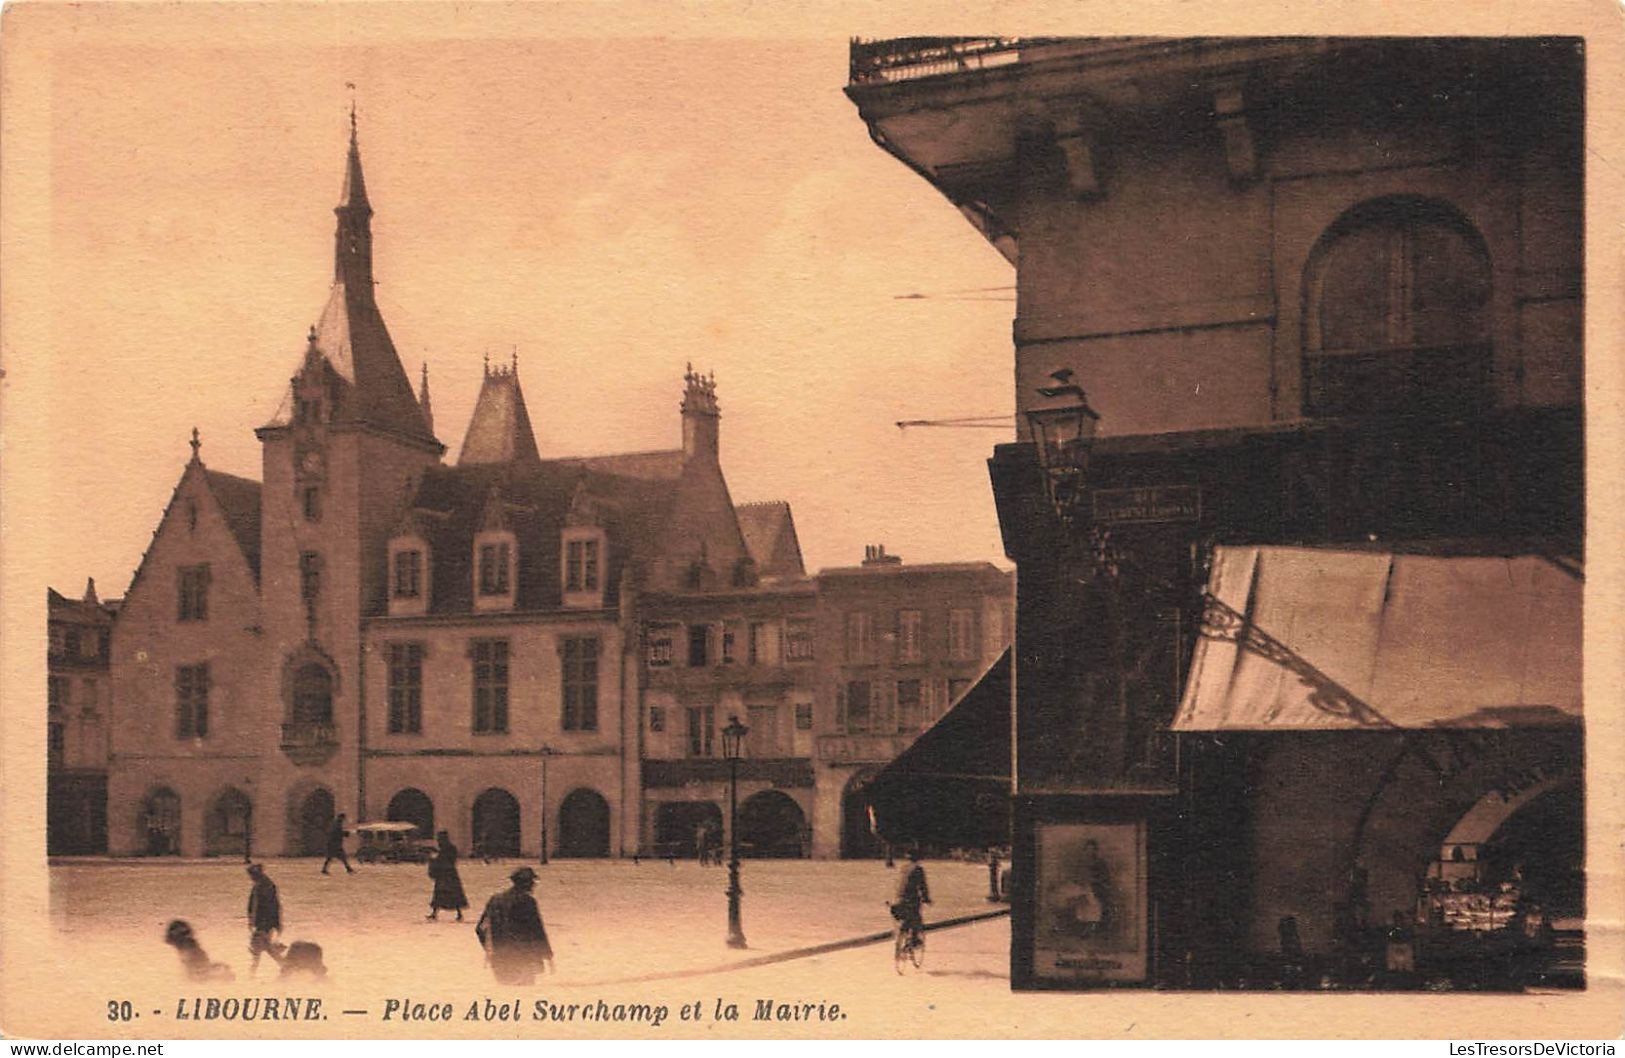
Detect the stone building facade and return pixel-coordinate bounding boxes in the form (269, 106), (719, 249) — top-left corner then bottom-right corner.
(48, 581), (117, 854)
(102, 117), (1013, 860)
(848, 37), (1583, 986)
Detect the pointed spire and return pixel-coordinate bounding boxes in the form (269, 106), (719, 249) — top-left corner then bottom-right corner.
(340, 97), (370, 213)
(418, 361), (434, 436)
(83, 577), (99, 606)
(511, 346), (519, 375)
(334, 104), (374, 290)
(189, 427), (202, 464)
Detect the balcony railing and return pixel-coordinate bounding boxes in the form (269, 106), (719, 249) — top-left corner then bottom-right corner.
(281, 720), (338, 765)
(849, 37), (1030, 84)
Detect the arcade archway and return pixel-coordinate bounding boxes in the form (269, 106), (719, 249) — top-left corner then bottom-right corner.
(738, 790), (808, 858)
(141, 787), (181, 856)
(204, 787), (252, 858)
(290, 786), (335, 856)
(386, 787), (435, 838)
(472, 787), (521, 858)
(556, 788), (611, 858)
(653, 801), (722, 859)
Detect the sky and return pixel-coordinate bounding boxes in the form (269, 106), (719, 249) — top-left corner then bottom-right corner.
(23, 14), (1017, 598)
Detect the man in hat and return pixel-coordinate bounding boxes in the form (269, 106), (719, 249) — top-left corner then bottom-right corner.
(246, 864), (286, 974)
(892, 847), (932, 941)
(475, 866), (554, 985)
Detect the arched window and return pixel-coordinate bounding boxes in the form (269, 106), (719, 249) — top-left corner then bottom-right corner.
(292, 663), (334, 725)
(1303, 197), (1491, 419)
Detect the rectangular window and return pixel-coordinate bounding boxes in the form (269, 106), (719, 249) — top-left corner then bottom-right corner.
(80, 678), (98, 712)
(794, 702), (813, 730)
(687, 705), (715, 757)
(478, 542), (511, 595)
(302, 485), (322, 522)
(785, 621), (814, 661)
(471, 639), (509, 733)
(845, 611), (875, 663)
(843, 680), (872, 734)
(897, 609), (923, 662)
(564, 538), (601, 592)
(387, 643), (424, 734)
(562, 636), (600, 732)
(48, 722), (64, 765)
(648, 705), (665, 733)
(747, 704), (779, 758)
(748, 622), (781, 666)
(65, 628), (81, 659)
(897, 679), (925, 731)
(175, 663), (209, 739)
(48, 675), (67, 711)
(721, 629), (737, 665)
(393, 550), (423, 599)
(687, 625), (710, 668)
(300, 552), (323, 603)
(177, 564), (210, 622)
(948, 608), (976, 661)
(648, 629), (674, 667)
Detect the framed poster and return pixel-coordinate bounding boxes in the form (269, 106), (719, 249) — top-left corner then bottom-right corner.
(1032, 820), (1148, 983)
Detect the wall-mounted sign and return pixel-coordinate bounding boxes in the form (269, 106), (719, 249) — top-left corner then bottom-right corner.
(1092, 485), (1201, 524)
(1032, 820), (1148, 983)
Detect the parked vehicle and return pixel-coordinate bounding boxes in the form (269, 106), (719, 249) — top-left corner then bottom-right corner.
(353, 821), (436, 864)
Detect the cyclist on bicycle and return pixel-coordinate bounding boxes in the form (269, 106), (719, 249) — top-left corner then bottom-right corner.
(892, 847), (931, 940)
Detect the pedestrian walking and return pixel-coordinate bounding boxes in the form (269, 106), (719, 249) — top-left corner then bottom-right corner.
(246, 864), (286, 974)
(164, 920), (233, 982)
(321, 812), (355, 874)
(475, 867), (554, 985)
(427, 830), (469, 921)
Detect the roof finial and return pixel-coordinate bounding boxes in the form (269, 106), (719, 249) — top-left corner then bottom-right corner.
(346, 82), (358, 146)
(189, 427), (202, 464)
(483, 348), (490, 377)
(511, 346), (519, 374)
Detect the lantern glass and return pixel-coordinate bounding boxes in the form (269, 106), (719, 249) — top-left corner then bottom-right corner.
(721, 715), (749, 761)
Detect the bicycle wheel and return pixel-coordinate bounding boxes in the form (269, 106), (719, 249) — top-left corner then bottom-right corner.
(894, 923), (909, 974)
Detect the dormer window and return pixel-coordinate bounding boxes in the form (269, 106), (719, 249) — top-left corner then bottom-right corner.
(479, 542), (511, 594)
(393, 549), (423, 599)
(473, 530), (517, 612)
(561, 528), (607, 609)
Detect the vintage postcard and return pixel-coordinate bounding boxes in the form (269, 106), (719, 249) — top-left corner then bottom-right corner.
(3, 0), (1622, 1042)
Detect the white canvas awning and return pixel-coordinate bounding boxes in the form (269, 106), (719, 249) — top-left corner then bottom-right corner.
(1172, 546), (1581, 731)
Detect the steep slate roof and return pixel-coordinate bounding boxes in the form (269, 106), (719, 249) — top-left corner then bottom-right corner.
(458, 366), (542, 465)
(202, 469), (263, 580)
(557, 450), (686, 481)
(264, 130), (437, 446)
(735, 501), (806, 579)
(401, 458), (681, 614)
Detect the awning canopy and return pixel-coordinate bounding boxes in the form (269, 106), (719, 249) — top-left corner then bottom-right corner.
(1173, 546), (1581, 731)
(865, 647), (1011, 846)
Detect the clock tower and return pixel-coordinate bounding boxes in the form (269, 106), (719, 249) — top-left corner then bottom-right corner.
(253, 113), (445, 849)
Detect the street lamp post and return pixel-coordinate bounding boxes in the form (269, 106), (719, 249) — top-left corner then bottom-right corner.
(539, 745), (554, 865)
(721, 715), (749, 949)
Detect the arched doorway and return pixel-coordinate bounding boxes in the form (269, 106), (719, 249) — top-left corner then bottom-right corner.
(738, 790), (808, 859)
(141, 787), (181, 856)
(291, 786), (335, 856)
(386, 788), (434, 838)
(840, 767), (885, 859)
(653, 801), (722, 859)
(556, 788), (611, 858)
(204, 787), (252, 857)
(292, 664), (334, 725)
(1436, 777), (1584, 921)
(472, 787), (521, 858)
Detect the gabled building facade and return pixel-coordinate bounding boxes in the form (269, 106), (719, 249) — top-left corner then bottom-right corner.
(48, 581), (117, 854)
(103, 118), (1012, 861)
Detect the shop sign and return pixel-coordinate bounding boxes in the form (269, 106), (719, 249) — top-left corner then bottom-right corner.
(1092, 485), (1201, 524)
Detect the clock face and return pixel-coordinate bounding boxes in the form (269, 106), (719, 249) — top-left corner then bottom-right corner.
(299, 448), (325, 476)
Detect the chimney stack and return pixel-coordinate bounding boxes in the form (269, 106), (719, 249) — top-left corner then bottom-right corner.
(861, 544), (902, 567)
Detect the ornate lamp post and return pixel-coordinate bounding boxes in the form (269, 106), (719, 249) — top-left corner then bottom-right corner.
(539, 745), (555, 865)
(721, 715), (749, 949)
(1025, 369), (1101, 523)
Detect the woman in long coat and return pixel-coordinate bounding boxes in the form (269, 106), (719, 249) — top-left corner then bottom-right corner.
(427, 830), (469, 921)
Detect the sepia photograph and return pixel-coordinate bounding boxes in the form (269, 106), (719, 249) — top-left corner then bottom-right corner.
(2, 0), (1621, 1042)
